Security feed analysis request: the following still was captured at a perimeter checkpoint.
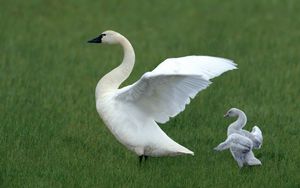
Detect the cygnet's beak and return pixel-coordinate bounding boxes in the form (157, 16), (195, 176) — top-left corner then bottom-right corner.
(88, 34), (104, 43)
(224, 113), (229, 118)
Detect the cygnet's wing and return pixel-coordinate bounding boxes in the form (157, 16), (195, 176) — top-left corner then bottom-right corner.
(251, 126), (263, 148)
(214, 133), (253, 153)
(115, 56), (236, 124)
(238, 129), (261, 149)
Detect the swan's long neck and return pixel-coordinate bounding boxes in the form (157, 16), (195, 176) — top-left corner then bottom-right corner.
(227, 110), (247, 134)
(96, 36), (135, 99)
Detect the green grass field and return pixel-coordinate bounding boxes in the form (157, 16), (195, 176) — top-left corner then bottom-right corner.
(1, 0), (300, 187)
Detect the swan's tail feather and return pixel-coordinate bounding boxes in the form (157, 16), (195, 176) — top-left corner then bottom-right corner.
(179, 148), (194, 155)
(176, 150), (194, 156)
(171, 145), (194, 156)
(245, 151), (262, 166)
(247, 157), (262, 166)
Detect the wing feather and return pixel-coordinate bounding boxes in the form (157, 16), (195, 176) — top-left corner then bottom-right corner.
(115, 56), (236, 124)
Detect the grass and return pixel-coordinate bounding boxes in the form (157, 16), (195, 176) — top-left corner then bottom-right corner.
(1, 0), (300, 187)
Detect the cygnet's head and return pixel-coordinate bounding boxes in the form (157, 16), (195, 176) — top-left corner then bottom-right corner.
(88, 30), (122, 44)
(224, 108), (241, 118)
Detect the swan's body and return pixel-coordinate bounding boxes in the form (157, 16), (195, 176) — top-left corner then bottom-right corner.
(88, 30), (237, 158)
(214, 133), (261, 168)
(215, 108), (263, 167)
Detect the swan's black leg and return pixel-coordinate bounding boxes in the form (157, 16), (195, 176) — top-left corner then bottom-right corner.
(139, 155), (143, 164)
(139, 155), (149, 164)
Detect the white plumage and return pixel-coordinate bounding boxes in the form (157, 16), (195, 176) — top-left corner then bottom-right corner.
(88, 30), (237, 158)
(116, 56), (236, 124)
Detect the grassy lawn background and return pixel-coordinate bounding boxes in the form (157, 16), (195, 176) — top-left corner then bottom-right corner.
(1, 0), (299, 187)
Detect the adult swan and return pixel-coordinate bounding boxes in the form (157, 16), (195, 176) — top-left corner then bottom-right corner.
(88, 30), (237, 162)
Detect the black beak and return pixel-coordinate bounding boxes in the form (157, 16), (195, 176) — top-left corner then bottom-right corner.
(88, 34), (105, 43)
(224, 114), (229, 118)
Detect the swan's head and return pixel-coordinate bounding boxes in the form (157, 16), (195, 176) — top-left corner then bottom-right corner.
(88, 30), (122, 44)
(224, 108), (241, 118)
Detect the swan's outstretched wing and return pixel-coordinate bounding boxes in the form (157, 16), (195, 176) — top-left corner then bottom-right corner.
(214, 133), (253, 153)
(115, 56), (237, 123)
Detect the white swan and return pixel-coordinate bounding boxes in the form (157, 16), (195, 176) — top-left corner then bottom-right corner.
(214, 133), (262, 168)
(88, 30), (237, 161)
(224, 108), (263, 148)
